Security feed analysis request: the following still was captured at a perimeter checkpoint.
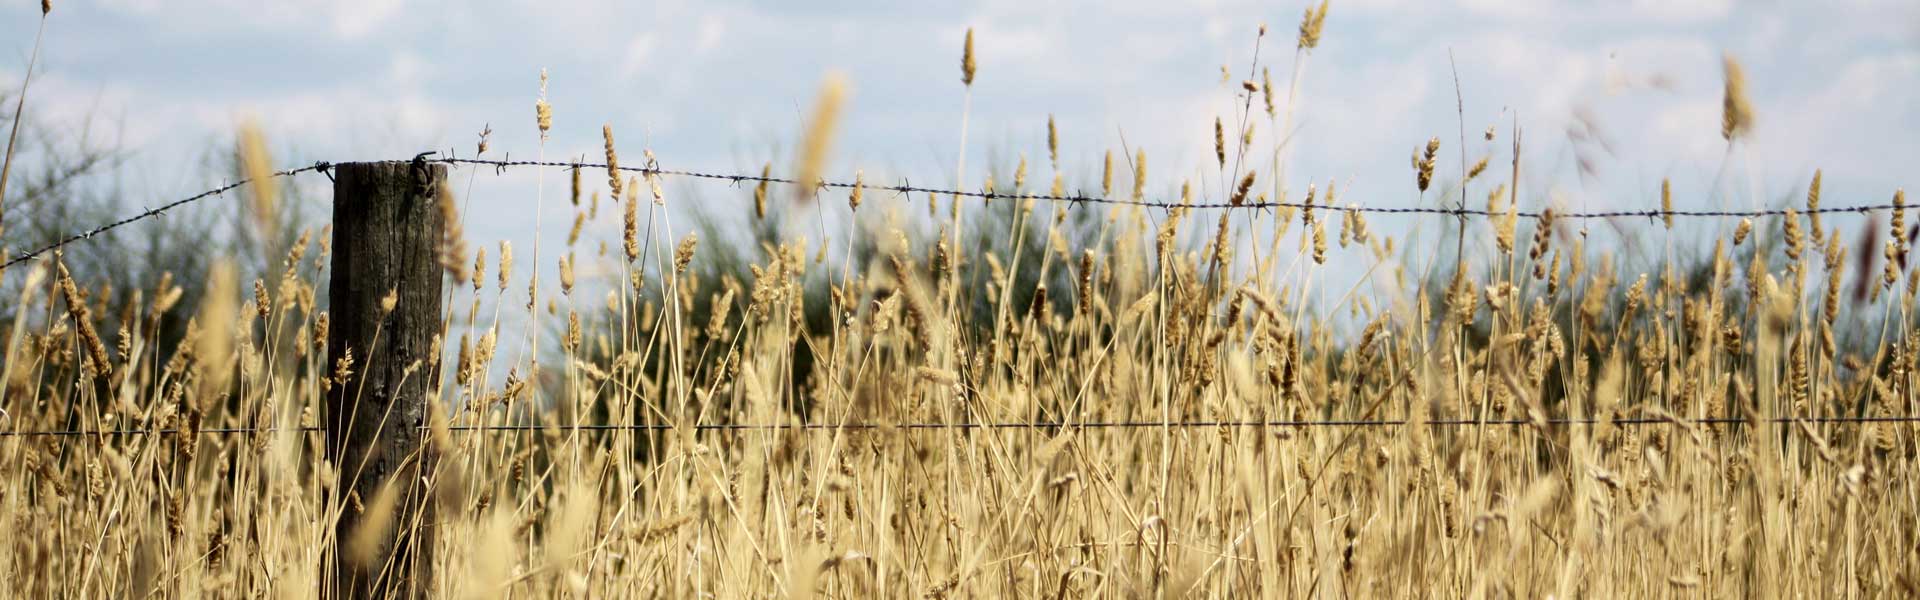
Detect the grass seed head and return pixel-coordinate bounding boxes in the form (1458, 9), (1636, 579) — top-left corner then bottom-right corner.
(602, 124), (621, 197)
(960, 27), (977, 86)
(1298, 0), (1329, 50)
(1721, 53), (1755, 141)
(1661, 179), (1673, 230)
(536, 69), (552, 138)
(794, 73), (848, 203)
(1808, 169), (1824, 244)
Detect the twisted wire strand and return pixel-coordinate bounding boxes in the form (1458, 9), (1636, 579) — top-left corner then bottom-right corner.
(5, 414), (1916, 438)
(1, 163), (332, 270)
(5, 155), (1896, 271)
(435, 156), (1897, 219)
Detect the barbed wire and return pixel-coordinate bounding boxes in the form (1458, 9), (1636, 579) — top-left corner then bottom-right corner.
(1, 162), (332, 271)
(6, 414), (1918, 438)
(1, 156), (1901, 272)
(435, 157), (1900, 220)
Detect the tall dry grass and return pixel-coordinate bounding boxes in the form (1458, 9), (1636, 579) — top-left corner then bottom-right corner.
(3, 10), (1919, 600)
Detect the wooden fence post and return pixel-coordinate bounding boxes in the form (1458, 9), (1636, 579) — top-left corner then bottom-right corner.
(327, 160), (444, 598)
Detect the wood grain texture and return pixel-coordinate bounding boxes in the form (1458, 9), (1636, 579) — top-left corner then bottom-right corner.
(326, 160), (443, 599)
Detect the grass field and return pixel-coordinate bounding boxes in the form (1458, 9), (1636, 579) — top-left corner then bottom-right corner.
(3, 6), (1918, 599)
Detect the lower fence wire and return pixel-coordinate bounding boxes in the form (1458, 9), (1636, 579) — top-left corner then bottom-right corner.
(4, 414), (1918, 438)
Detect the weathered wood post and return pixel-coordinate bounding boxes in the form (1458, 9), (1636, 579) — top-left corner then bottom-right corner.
(327, 160), (443, 598)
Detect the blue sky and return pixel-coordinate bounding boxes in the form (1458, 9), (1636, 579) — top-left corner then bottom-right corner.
(4, 0), (1918, 307)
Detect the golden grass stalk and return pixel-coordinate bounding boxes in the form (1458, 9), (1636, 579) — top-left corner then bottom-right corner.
(0, 3), (49, 231)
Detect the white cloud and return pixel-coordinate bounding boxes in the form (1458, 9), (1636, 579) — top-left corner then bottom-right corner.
(91, 0), (403, 39)
(5, 0), (1913, 273)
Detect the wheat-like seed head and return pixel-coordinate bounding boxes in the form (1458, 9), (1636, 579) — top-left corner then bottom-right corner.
(753, 164), (771, 219)
(499, 240), (513, 292)
(568, 158), (582, 207)
(1721, 53), (1755, 141)
(960, 28), (977, 86)
(470, 247), (485, 294)
(1262, 67), (1276, 117)
(1230, 170), (1257, 207)
(346, 480), (400, 570)
(1214, 117), (1227, 169)
(850, 169), (865, 212)
(1101, 150), (1113, 197)
(535, 70), (552, 140)
(1046, 115), (1059, 170)
(1808, 169), (1823, 245)
(1661, 179), (1673, 231)
(1312, 219), (1327, 264)
(624, 177), (641, 261)
(1893, 188), (1907, 258)
(56, 262), (110, 375)
(1301, 182), (1316, 224)
(794, 74), (848, 203)
(1298, 0), (1329, 50)
(236, 121), (277, 239)
(603, 124), (622, 197)
(1784, 208), (1804, 261)
(1132, 150), (1147, 202)
(674, 233), (698, 275)
(1416, 137), (1440, 193)
(437, 185), (469, 285)
(641, 149), (664, 207)
(1338, 208), (1353, 248)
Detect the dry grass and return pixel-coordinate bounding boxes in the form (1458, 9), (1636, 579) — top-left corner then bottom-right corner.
(4, 13), (1920, 600)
